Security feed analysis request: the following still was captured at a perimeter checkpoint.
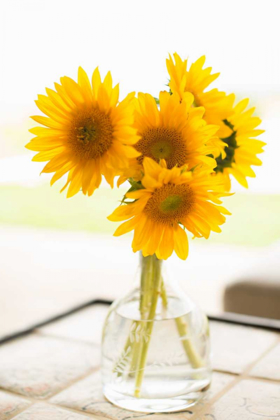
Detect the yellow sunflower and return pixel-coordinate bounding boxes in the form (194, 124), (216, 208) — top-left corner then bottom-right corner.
(26, 67), (140, 197)
(215, 98), (265, 189)
(166, 53), (235, 139)
(109, 158), (230, 260)
(120, 90), (219, 183)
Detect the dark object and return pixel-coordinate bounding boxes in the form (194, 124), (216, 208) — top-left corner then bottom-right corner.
(224, 280), (280, 320)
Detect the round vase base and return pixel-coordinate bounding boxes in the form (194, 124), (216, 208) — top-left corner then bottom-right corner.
(103, 385), (205, 413)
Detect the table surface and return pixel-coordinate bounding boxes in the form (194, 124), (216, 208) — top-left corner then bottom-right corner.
(0, 304), (280, 420)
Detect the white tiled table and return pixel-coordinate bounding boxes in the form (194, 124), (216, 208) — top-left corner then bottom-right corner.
(0, 305), (279, 420)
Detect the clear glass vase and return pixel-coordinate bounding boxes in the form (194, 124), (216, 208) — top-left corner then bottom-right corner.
(101, 254), (212, 413)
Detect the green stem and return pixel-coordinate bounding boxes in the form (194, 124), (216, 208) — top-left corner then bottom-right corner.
(114, 256), (153, 376)
(140, 255), (150, 318)
(129, 256), (154, 375)
(161, 278), (204, 369)
(113, 254), (204, 393)
(134, 255), (162, 397)
(160, 277), (168, 308)
(175, 316), (204, 368)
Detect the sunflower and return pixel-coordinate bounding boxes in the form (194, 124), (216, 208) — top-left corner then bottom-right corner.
(26, 67), (140, 197)
(108, 158), (230, 260)
(214, 98), (265, 189)
(166, 53), (235, 139)
(121, 90), (219, 183)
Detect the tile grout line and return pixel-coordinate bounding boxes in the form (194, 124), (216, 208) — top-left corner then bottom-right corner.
(46, 366), (100, 400)
(12, 402), (108, 420)
(1, 388), (106, 420)
(0, 367), (100, 410)
(34, 329), (101, 347)
(191, 336), (280, 419)
(0, 388), (107, 420)
(0, 389), (36, 420)
(6, 402), (37, 420)
(213, 367), (280, 384)
(5, 368), (279, 420)
(2, 330), (280, 419)
(210, 369), (238, 376)
(45, 402), (108, 420)
(0, 387), (32, 402)
(246, 375), (280, 384)
(242, 334), (280, 383)
(40, 402), (108, 420)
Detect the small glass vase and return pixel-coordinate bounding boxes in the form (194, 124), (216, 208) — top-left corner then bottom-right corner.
(101, 254), (212, 413)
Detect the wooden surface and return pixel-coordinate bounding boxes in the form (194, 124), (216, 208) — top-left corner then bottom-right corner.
(0, 305), (279, 420)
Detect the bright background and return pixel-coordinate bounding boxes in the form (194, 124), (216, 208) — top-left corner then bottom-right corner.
(0, 0), (280, 338)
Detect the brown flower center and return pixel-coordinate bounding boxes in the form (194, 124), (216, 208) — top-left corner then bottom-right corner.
(69, 107), (113, 160)
(144, 183), (194, 225)
(135, 127), (188, 169)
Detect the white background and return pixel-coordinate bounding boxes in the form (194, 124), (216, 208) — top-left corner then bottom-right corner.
(0, 0), (279, 191)
(0, 0), (280, 332)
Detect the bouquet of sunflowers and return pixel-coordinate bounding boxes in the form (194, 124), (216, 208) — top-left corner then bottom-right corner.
(26, 53), (265, 411)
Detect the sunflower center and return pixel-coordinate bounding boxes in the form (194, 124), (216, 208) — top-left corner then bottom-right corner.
(135, 127), (188, 169)
(151, 140), (172, 160)
(69, 107), (113, 160)
(160, 195), (183, 212)
(215, 119), (238, 173)
(144, 183), (194, 225)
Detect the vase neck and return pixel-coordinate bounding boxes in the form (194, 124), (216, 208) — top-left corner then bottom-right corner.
(139, 253), (162, 273)
(138, 252), (188, 315)
(137, 253), (163, 320)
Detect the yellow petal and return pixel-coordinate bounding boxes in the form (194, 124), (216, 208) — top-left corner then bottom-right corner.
(173, 226), (189, 260)
(113, 216), (140, 236)
(78, 67), (92, 102)
(157, 227), (174, 260)
(60, 76), (84, 104)
(92, 67), (101, 99)
(66, 167), (83, 198)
